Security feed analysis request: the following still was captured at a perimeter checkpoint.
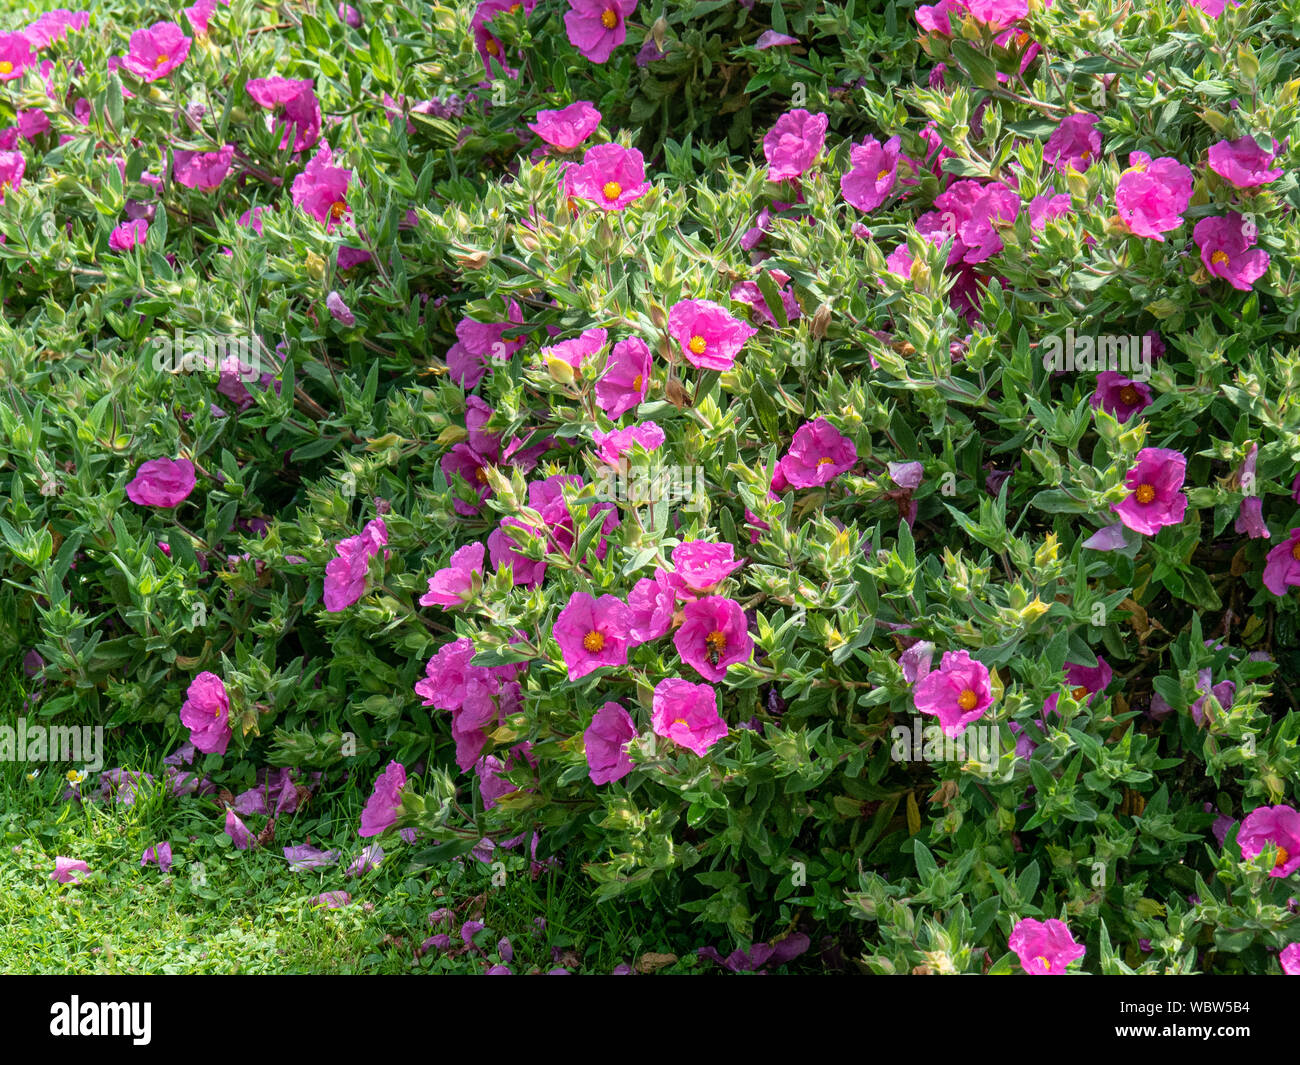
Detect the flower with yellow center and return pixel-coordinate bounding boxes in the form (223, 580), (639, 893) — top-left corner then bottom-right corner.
(485, 38), (500, 56)
(877, 168), (890, 181)
(687, 335), (707, 356)
(600, 8), (618, 29)
(330, 201), (347, 221)
(0, 61), (12, 75)
(957, 688), (978, 712)
(816, 456), (835, 467)
(705, 630), (727, 658)
(1210, 249), (1230, 268)
(66, 769), (86, 785)
(602, 180), (622, 201)
(1071, 685), (1090, 702)
(1275, 846), (1291, 868)
(583, 630), (606, 653)
(475, 466), (489, 485)
(154, 53), (170, 68)
(631, 373), (643, 392)
(1134, 483), (1156, 505)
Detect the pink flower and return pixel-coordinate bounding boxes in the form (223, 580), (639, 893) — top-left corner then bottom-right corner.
(585, 702), (637, 784)
(51, 857), (89, 883)
(472, 0), (528, 77)
(179, 671), (232, 755)
(674, 596), (753, 681)
(529, 101), (601, 150)
(420, 542), (486, 608)
(456, 300), (526, 362)
(756, 30), (800, 48)
(1044, 113), (1101, 173)
(488, 517), (548, 587)
(966, 0), (1027, 26)
(338, 3), (363, 27)
(291, 143), (353, 229)
(173, 144), (234, 191)
(1263, 528), (1300, 597)
(441, 443), (495, 516)
(22, 10), (90, 51)
(16, 109), (49, 140)
(777, 418), (857, 489)
(915, 0), (966, 35)
(1041, 656), (1113, 718)
(1029, 191), (1071, 232)
(563, 0), (636, 64)
(359, 761), (407, 837)
(246, 77), (321, 153)
(1008, 918), (1085, 975)
(1111, 447), (1187, 536)
(326, 290), (355, 325)
(120, 22), (191, 81)
(567, 142), (650, 210)
(0, 149), (28, 202)
(109, 218), (148, 251)
(596, 336), (651, 417)
(628, 568), (676, 643)
(126, 457), (195, 507)
(0, 31), (35, 80)
(1090, 371), (1152, 422)
(668, 298), (757, 370)
(1282, 943), (1300, 975)
(1237, 804), (1300, 877)
(1193, 213), (1270, 291)
(224, 809), (253, 848)
(840, 135), (903, 213)
(763, 109), (828, 183)
(913, 649), (992, 737)
(592, 421), (665, 466)
(323, 518), (388, 612)
(184, 0), (218, 36)
(553, 591), (633, 680)
(544, 326), (608, 370)
(1115, 152), (1193, 241)
(1233, 444), (1268, 540)
(652, 678), (728, 756)
(670, 540), (744, 598)
(141, 842), (173, 872)
(958, 183), (1020, 264)
(730, 269), (802, 327)
(1207, 134), (1281, 188)
(1190, 0), (1242, 17)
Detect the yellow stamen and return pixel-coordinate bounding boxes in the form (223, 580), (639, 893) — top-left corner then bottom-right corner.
(475, 467), (489, 484)
(1291, 541), (1300, 562)
(330, 201), (347, 221)
(1135, 483), (1156, 505)
(600, 8), (618, 28)
(0, 61), (13, 75)
(877, 168), (890, 180)
(1036, 956), (1051, 971)
(582, 631), (605, 653)
(1275, 846), (1290, 868)
(631, 373), (643, 392)
(602, 180), (622, 201)
(1071, 685), (1090, 701)
(816, 456), (835, 466)
(154, 53), (169, 68)
(957, 689), (978, 711)
(485, 38), (499, 56)
(1210, 250), (1230, 267)
(705, 630), (727, 655)
(687, 335), (707, 355)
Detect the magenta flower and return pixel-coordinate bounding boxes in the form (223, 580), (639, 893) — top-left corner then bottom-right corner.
(763, 109), (828, 183)
(1029, 191), (1071, 232)
(51, 857), (89, 884)
(120, 22), (191, 81)
(471, 0), (527, 77)
(1263, 528), (1300, 597)
(1090, 371), (1152, 422)
(22, 10), (89, 51)
(488, 517), (548, 587)
(0, 149), (28, 203)
(529, 101), (601, 151)
(1234, 444), (1268, 540)
(456, 300), (526, 366)
(325, 290), (355, 325)
(1111, 447), (1187, 536)
(1193, 213), (1269, 291)
(841, 135), (903, 213)
(544, 327), (608, 370)
(246, 77), (321, 153)
(0, 31), (34, 80)
(126, 457), (195, 507)
(674, 596), (753, 682)
(563, 0), (635, 64)
(553, 591), (633, 680)
(915, 179), (987, 265)
(628, 568), (676, 643)
(284, 844), (339, 871)
(179, 671), (232, 755)
(1009, 918), (1086, 975)
(1042, 656), (1113, 718)
(224, 809), (253, 849)
(567, 142), (650, 210)
(359, 761), (407, 837)
(442, 443), (495, 516)
(421, 542), (486, 609)
(730, 269), (802, 327)
(141, 842), (173, 872)
(323, 518), (388, 612)
(1238, 804), (1300, 877)
(1044, 113), (1101, 173)
(338, 2), (363, 26)
(291, 143), (353, 230)
(670, 540), (744, 599)
(1282, 944), (1300, 975)
(1115, 152), (1193, 241)
(1207, 134), (1281, 188)
(1190, 667), (1235, 727)
(109, 218), (148, 251)
(596, 336), (652, 417)
(652, 678), (728, 756)
(592, 421), (665, 466)
(173, 145), (234, 191)
(777, 418), (857, 489)
(913, 649), (992, 738)
(668, 298), (757, 371)
(958, 183), (1020, 264)
(915, 0), (965, 34)
(585, 701), (638, 784)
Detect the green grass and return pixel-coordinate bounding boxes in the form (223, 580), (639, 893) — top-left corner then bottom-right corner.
(0, 667), (702, 974)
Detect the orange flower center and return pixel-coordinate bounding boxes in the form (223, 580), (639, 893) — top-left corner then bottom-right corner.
(154, 53), (169, 68)
(1036, 956), (1051, 971)
(1292, 542), (1300, 562)
(583, 631), (606, 653)
(816, 456), (835, 466)
(631, 373), (644, 392)
(877, 168), (890, 180)
(1071, 685), (1090, 701)
(510, 1), (522, 9)
(330, 201), (347, 221)
(602, 180), (622, 201)
(475, 466), (489, 484)
(957, 689), (978, 711)
(1016, 31), (1031, 46)
(1210, 250), (1230, 267)
(0, 61), (12, 75)
(673, 717), (687, 727)
(1118, 386), (1139, 405)
(601, 8), (618, 28)
(1080, 149), (1091, 161)
(705, 630), (727, 655)
(1134, 483), (1156, 505)
(485, 38), (500, 56)
(688, 335), (707, 355)
(1276, 846), (1291, 868)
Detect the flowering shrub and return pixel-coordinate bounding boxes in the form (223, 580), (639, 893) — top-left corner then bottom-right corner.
(2, 0), (1300, 974)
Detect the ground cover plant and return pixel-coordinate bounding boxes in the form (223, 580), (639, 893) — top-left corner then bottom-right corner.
(1, 0), (1299, 976)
